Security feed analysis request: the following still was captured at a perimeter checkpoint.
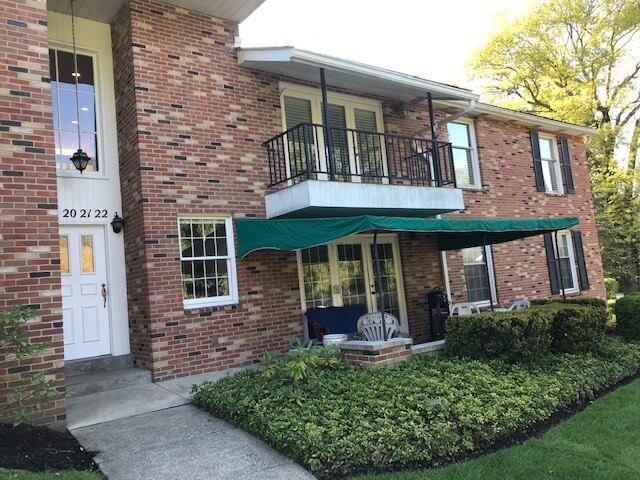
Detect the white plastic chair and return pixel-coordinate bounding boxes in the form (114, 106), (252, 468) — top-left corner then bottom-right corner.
(450, 302), (481, 315)
(507, 300), (531, 311)
(357, 312), (399, 341)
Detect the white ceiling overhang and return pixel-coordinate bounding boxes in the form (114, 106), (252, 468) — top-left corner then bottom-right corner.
(237, 47), (480, 103)
(46, 0), (266, 24)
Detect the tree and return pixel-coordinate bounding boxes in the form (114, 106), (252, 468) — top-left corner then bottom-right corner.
(470, 0), (640, 291)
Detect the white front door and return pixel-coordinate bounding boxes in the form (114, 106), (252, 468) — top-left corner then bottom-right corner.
(60, 225), (111, 360)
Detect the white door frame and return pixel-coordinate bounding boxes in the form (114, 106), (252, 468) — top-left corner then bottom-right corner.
(49, 12), (130, 359)
(297, 234), (408, 333)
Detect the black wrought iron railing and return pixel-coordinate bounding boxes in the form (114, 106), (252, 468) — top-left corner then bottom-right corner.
(263, 123), (457, 188)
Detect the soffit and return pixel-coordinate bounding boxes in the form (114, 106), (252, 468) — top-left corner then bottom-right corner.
(237, 47), (480, 103)
(46, 0), (266, 24)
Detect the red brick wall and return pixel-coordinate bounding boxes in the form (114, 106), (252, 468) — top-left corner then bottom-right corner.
(397, 233), (444, 343)
(112, 0), (604, 380)
(114, 0), (302, 381)
(442, 119), (605, 306)
(0, 0), (65, 427)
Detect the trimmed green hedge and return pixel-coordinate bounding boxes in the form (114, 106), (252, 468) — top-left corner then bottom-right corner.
(192, 337), (640, 479)
(446, 303), (607, 361)
(445, 309), (553, 362)
(530, 297), (608, 310)
(546, 304), (606, 354)
(615, 294), (640, 341)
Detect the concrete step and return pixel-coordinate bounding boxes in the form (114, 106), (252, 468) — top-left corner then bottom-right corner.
(66, 367), (153, 398)
(65, 354), (133, 377)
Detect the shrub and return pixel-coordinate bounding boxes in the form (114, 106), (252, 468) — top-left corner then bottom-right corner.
(530, 297), (608, 310)
(445, 308), (553, 363)
(192, 337), (640, 479)
(605, 278), (619, 299)
(0, 306), (60, 426)
(257, 339), (344, 385)
(546, 304), (606, 353)
(614, 293), (640, 341)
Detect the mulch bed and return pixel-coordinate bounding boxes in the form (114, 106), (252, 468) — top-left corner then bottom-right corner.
(0, 422), (99, 473)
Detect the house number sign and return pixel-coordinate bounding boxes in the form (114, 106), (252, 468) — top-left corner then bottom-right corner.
(62, 208), (109, 219)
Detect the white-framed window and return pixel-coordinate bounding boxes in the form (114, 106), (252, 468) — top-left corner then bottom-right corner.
(49, 47), (100, 174)
(538, 134), (563, 194)
(462, 246), (496, 305)
(553, 231), (579, 293)
(448, 119), (480, 189)
(178, 216), (238, 309)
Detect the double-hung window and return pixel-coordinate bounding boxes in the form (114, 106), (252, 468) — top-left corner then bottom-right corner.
(544, 231), (579, 294)
(462, 246), (496, 305)
(538, 135), (562, 194)
(179, 217), (238, 309)
(448, 119), (480, 189)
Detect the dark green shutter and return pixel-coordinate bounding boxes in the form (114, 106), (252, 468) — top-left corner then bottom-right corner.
(530, 131), (545, 192)
(544, 233), (561, 294)
(559, 138), (575, 194)
(572, 230), (590, 290)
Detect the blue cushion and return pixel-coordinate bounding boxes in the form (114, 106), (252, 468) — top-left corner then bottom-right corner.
(306, 305), (367, 336)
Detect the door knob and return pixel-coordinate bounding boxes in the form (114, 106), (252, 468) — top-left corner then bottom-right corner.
(101, 283), (107, 308)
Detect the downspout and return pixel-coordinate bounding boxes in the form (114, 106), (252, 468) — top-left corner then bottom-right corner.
(413, 99), (477, 138)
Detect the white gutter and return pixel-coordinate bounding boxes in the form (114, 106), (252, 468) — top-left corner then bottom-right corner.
(436, 100), (477, 129)
(413, 100), (477, 137)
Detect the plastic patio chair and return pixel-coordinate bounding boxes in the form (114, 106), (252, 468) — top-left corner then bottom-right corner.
(450, 302), (481, 315)
(357, 312), (399, 341)
(506, 300), (531, 311)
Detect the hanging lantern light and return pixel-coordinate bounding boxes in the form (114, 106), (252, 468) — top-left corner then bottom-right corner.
(69, 0), (90, 173)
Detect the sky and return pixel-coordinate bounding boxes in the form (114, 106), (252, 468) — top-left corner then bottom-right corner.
(239, 0), (537, 93)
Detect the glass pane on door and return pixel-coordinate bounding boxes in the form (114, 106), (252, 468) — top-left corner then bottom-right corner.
(300, 246), (332, 309)
(323, 103), (350, 181)
(370, 243), (400, 318)
(354, 108), (383, 183)
(337, 244), (367, 307)
(284, 96), (315, 181)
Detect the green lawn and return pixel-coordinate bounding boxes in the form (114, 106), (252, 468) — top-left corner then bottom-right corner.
(0, 470), (102, 480)
(353, 378), (640, 480)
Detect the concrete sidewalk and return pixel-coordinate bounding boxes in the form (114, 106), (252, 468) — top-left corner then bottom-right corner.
(69, 371), (316, 480)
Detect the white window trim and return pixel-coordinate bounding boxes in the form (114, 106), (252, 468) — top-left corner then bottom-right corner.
(462, 246), (497, 308)
(279, 83), (387, 184)
(49, 43), (108, 180)
(538, 133), (564, 195)
(449, 118), (481, 189)
(279, 82), (384, 132)
(178, 215), (239, 310)
(554, 231), (579, 294)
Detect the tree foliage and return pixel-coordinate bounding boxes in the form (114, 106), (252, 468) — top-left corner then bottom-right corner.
(471, 0), (640, 289)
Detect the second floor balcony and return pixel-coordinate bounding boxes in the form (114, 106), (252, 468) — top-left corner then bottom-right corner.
(262, 123), (465, 219)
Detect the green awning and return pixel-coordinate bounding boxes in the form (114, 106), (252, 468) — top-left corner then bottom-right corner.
(235, 215), (579, 258)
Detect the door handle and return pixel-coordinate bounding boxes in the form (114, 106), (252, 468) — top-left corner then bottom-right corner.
(101, 283), (107, 308)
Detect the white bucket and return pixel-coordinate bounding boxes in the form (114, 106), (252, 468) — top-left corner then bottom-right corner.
(322, 334), (348, 346)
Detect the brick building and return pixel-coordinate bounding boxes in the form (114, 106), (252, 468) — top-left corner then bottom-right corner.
(1, 0), (605, 427)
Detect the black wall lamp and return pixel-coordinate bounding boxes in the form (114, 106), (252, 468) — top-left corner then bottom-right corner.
(394, 102), (410, 118)
(111, 212), (125, 233)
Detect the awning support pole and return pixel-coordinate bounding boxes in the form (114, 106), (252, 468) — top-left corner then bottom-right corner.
(427, 92), (442, 186)
(483, 234), (494, 311)
(554, 231), (567, 302)
(373, 230), (388, 341)
(320, 67), (336, 181)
